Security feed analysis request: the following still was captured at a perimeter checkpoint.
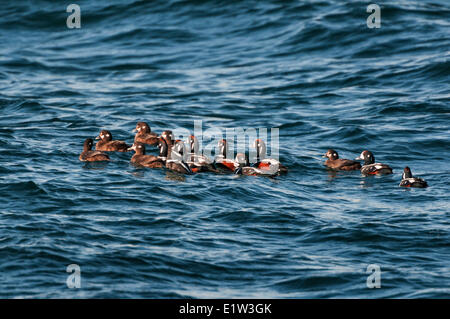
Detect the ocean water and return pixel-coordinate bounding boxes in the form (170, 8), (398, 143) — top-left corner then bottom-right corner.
(0, 0), (449, 298)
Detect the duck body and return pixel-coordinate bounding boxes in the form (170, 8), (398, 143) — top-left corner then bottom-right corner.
(165, 139), (194, 175)
(79, 138), (110, 162)
(360, 163), (393, 175)
(323, 149), (361, 171)
(188, 154), (218, 173)
(214, 157), (238, 172)
(252, 139), (288, 175)
(355, 150), (393, 175)
(399, 167), (428, 188)
(95, 130), (130, 152)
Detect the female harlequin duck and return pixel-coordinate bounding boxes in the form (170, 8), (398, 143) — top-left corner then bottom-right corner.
(133, 122), (159, 146)
(355, 150), (393, 175)
(323, 149), (361, 171)
(95, 130), (130, 152)
(128, 142), (165, 168)
(159, 130), (174, 154)
(253, 139), (288, 174)
(187, 135), (218, 173)
(214, 139), (239, 172)
(399, 166), (428, 188)
(234, 153), (278, 177)
(79, 138), (110, 162)
(165, 139), (193, 175)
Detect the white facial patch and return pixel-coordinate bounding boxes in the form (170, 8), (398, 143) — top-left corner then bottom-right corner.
(100, 134), (104, 139)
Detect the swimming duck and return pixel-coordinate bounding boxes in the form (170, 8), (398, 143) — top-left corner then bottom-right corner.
(128, 142), (165, 168)
(253, 139), (288, 174)
(95, 130), (130, 152)
(165, 139), (193, 175)
(355, 150), (393, 175)
(323, 149), (361, 171)
(187, 135), (218, 173)
(234, 153), (278, 176)
(133, 122), (159, 146)
(214, 139), (239, 172)
(399, 166), (428, 188)
(79, 138), (110, 162)
(160, 130), (174, 147)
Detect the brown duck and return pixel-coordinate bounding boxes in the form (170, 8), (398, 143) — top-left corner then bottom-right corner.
(133, 122), (159, 146)
(79, 138), (110, 162)
(128, 142), (165, 168)
(95, 130), (130, 152)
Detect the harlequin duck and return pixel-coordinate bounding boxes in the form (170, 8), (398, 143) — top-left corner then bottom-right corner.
(253, 139), (288, 174)
(214, 139), (239, 172)
(234, 153), (278, 177)
(79, 138), (110, 162)
(323, 149), (361, 171)
(355, 150), (393, 175)
(160, 130), (174, 146)
(95, 130), (130, 152)
(399, 166), (428, 188)
(165, 140), (193, 175)
(133, 122), (159, 146)
(187, 135), (218, 173)
(128, 142), (164, 168)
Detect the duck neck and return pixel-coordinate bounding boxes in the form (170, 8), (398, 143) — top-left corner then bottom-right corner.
(159, 139), (168, 158)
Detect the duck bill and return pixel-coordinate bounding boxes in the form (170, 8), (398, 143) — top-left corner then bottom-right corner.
(127, 144), (136, 151)
(355, 156), (363, 160)
(95, 135), (101, 140)
(132, 128), (137, 133)
(322, 154), (327, 158)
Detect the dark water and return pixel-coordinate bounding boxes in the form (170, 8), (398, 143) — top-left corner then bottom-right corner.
(0, 0), (449, 298)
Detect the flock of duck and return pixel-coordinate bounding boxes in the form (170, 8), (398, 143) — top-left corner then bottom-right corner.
(79, 121), (428, 188)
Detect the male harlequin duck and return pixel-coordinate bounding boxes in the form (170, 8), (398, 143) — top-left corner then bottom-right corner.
(399, 166), (428, 188)
(253, 139), (288, 174)
(234, 153), (278, 177)
(355, 150), (393, 175)
(187, 135), (218, 173)
(128, 142), (165, 168)
(214, 139), (239, 172)
(165, 140), (193, 175)
(323, 149), (361, 171)
(133, 122), (159, 146)
(79, 138), (110, 162)
(95, 130), (130, 152)
(160, 130), (174, 146)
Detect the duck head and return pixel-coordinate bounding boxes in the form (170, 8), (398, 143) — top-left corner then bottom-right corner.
(83, 138), (94, 151)
(95, 130), (112, 142)
(133, 122), (151, 134)
(128, 142), (145, 155)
